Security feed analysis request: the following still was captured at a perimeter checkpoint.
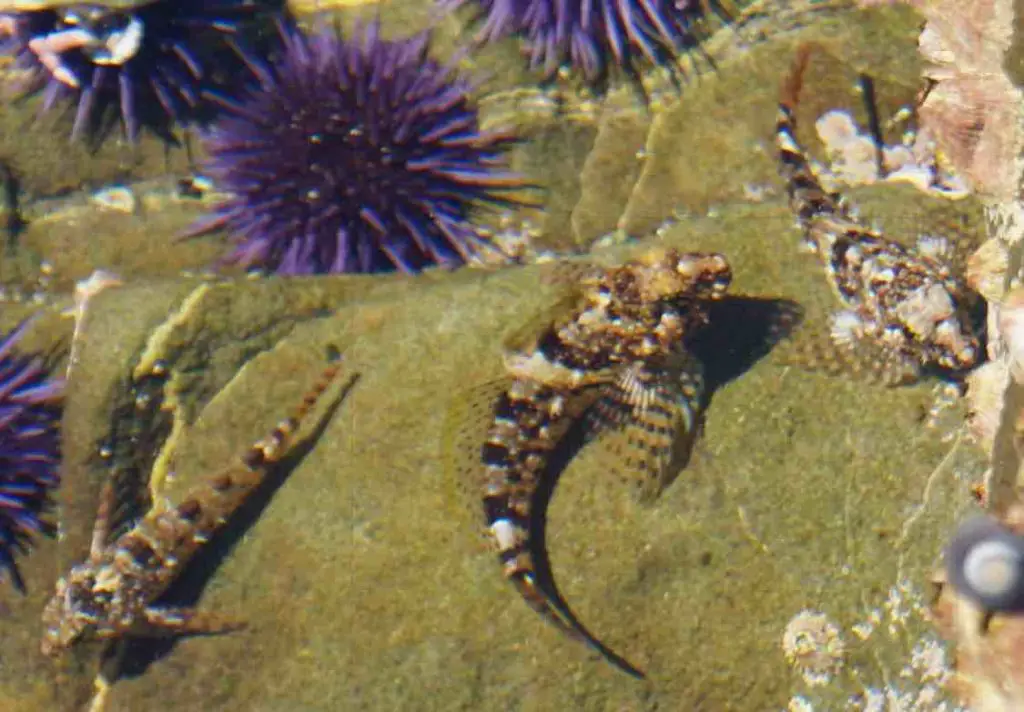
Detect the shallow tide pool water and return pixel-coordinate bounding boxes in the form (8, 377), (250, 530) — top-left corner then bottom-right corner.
(0, 1), (995, 710)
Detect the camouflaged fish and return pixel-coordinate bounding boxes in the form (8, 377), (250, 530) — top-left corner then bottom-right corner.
(478, 248), (730, 677)
(40, 359), (350, 656)
(775, 44), (981, 384)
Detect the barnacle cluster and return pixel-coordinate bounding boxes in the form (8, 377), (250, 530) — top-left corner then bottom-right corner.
(884, 0), (1024, 709)
(776, 43), (983, 386)
(813, 108), (968, 198)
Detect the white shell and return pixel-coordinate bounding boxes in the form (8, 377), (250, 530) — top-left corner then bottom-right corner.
(815, 109), (858, 149)
(829, 310), (863, 348)
(963, 539), (1022, 600)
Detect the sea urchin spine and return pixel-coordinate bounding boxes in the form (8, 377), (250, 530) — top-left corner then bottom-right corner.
(0, 318), (63, 592)
(186, 19), (527, 275)
(0, 1), (278, 142)
(442, 0), (733, 85)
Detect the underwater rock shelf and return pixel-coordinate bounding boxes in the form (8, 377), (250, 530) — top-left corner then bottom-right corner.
(0, 0), (998, 709)
(0, 208), (984, 709)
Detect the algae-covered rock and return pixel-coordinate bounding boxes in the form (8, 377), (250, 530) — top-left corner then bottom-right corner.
(0, 0), (993, 710)
(0, 199), (980, 710)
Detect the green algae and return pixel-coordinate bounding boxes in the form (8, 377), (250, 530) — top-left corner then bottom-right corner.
(26, 194), (988, 710)
(51, 226), (978, 711)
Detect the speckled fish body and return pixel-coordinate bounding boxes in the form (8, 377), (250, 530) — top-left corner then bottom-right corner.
(776, 45), (981, 381)
(40, 360), (348, 656)
(481, 249), (730, 677)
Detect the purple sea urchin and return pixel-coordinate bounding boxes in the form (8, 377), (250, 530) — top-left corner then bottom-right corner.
(0, 318), (62, 592)
(186, 19), (526, 275)
(0, 1), (277, 142)
(442, 0), (733, 84)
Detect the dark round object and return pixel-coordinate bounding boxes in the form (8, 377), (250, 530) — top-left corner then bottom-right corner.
(946, 514), (1024, 612)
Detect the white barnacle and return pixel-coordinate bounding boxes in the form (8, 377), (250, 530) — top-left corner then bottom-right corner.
(934, 319), (974, 366)
(881, 144), (915, 173)
(577, 306), (607, 327)
(834, 135), (882, 184)
(880, 324), (907, 350)
(489, 417), (519, 440)
(829, 310), (863, 349)
(873, 265), (897, 283)
(775, 128), (803, 155)
(113, 548), (144, 574)
(657, 311), (683, 336)
(590, 288), (613, 309)
(504, 351), (599, 388)
(843, 243), (863, 266)
(815, 109), (859, 151)
(483, 481), (507, 499)
(782, 610), (845, 686)
(638, 336), (658, 356)
(546, 394), (565, 418)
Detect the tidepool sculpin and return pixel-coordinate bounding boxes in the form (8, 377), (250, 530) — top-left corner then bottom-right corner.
(775, 44), (981, 384)
(467, 248), (731, 677)
(41, 358), (352, 656)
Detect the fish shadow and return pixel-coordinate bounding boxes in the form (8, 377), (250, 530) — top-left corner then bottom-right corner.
(108, 372), (359, 681)
(688, 295), (803, 396)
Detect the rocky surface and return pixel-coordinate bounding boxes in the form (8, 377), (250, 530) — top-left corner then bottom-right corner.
(0, 0), (995, 710)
